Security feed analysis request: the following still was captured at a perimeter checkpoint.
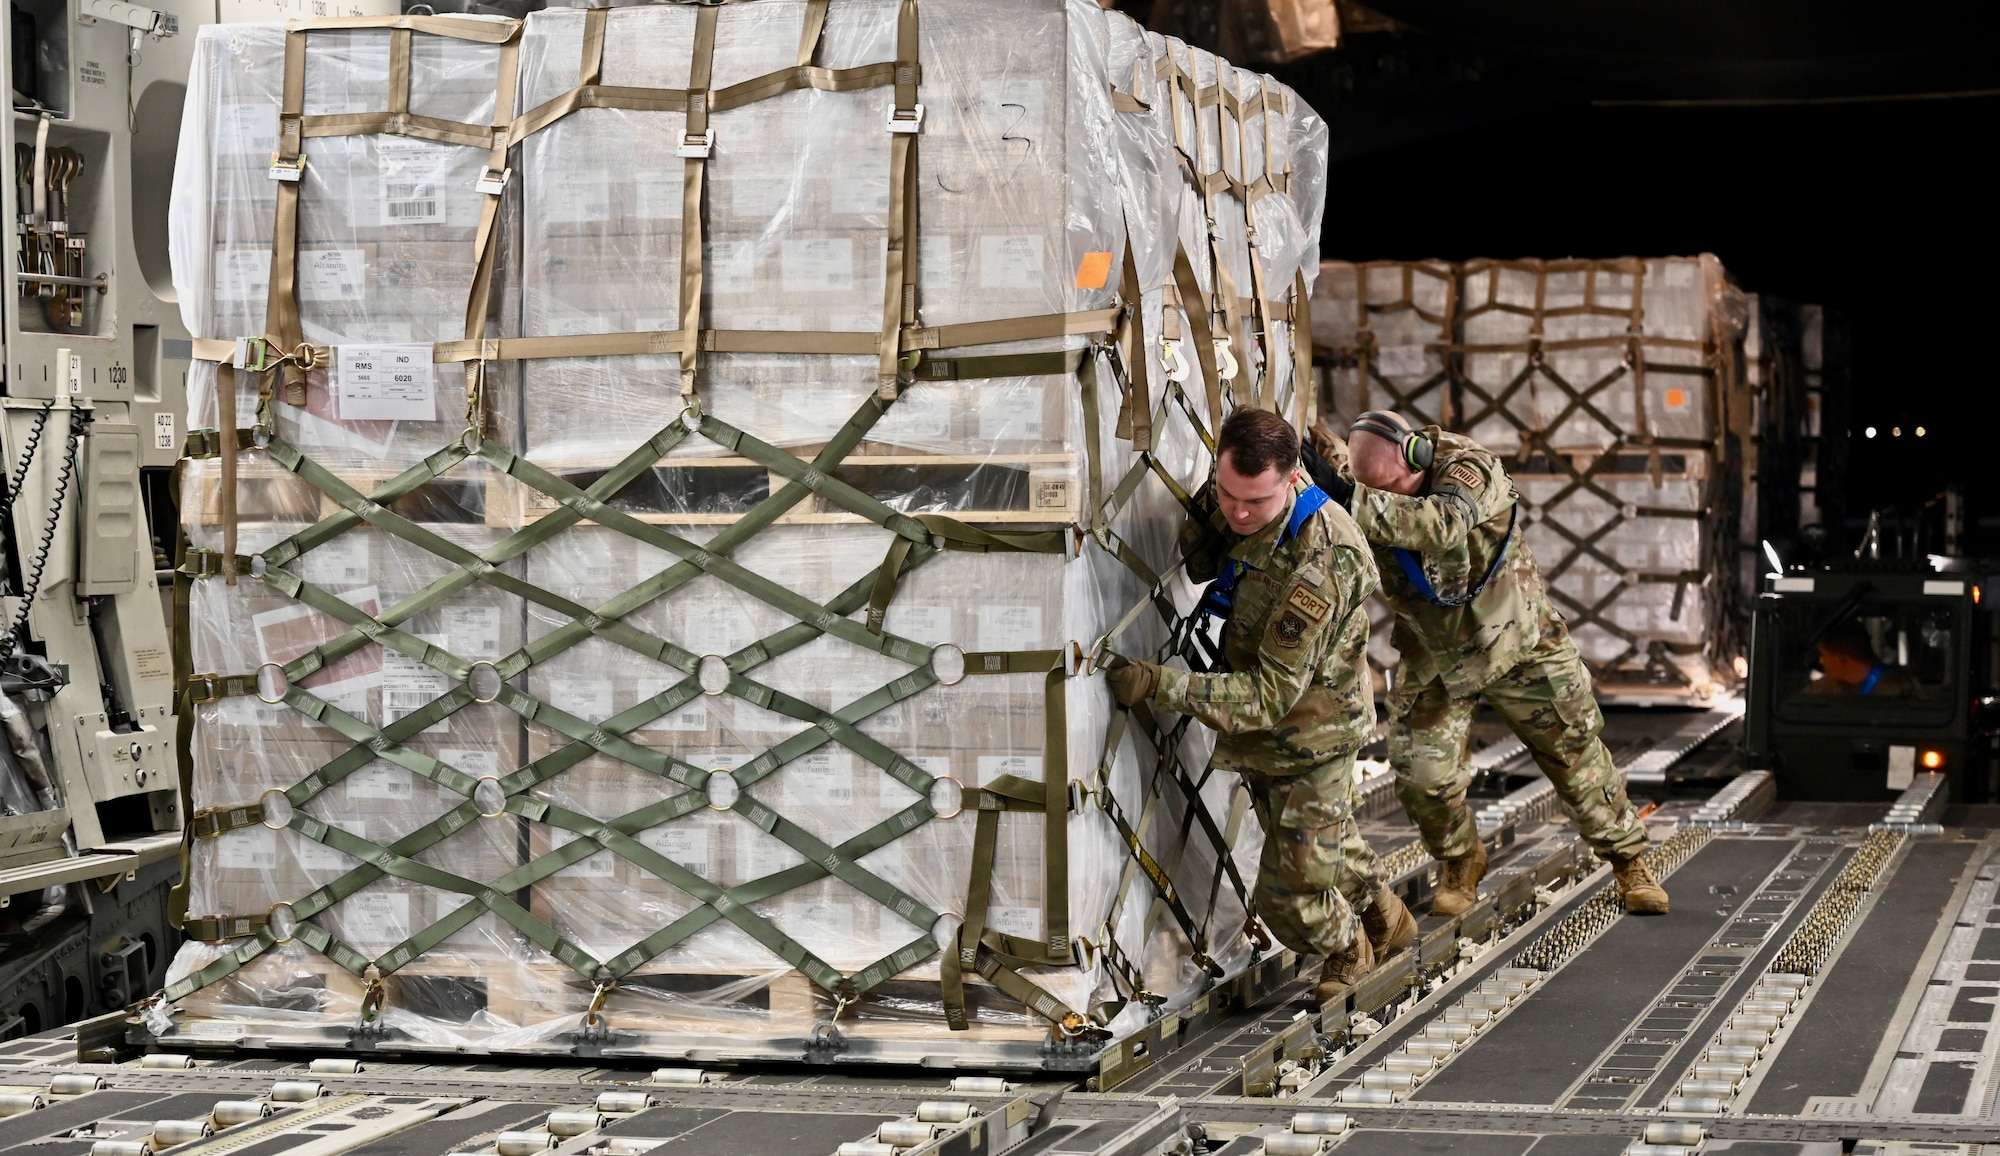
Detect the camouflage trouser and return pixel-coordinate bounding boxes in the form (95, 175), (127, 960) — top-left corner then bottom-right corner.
(1386, 628), (1648, 863)
(1241, 754), (1381, 957)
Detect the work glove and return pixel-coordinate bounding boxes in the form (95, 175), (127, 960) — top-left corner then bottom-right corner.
(1105, 659), (1161, 708)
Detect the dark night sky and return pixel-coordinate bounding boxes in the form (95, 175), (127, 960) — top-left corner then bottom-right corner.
(1304, 90), (1996, 542)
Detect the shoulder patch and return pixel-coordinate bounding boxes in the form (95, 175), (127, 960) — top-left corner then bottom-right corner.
(1272, 612), (1308, 647)
(1445, 461), (1484, 491)
(1285, 584), (1330, 623)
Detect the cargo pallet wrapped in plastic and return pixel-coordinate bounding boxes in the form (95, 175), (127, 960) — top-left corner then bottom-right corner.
(152, 0), (1330, 1075)
(1311, 256), (1750, 703)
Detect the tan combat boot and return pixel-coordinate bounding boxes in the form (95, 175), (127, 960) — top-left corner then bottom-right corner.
(1609, 851), (1670, 914)
(1363, 888), (1419, 959)
(1314, 933), (1375, 1004)
(1429, 840), (1488, 917)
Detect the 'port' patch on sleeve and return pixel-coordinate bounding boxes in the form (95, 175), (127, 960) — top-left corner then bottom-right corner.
(1445, 461), (1484, 491)
(1284, 584), (1330, 623)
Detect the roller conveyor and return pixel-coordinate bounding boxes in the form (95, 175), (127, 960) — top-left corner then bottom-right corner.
(2, 711), (1997, 1154)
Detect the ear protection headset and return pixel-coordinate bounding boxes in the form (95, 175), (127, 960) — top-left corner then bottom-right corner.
(1350, 410), (1434, 473)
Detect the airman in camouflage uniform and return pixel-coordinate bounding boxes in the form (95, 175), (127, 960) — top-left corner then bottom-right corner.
(1108, 410), (1416, 1002)
(1313, 412), (1668, 916)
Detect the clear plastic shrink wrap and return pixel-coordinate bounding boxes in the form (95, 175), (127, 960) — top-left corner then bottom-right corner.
(162, 0), (1329, 1060)
(1311, 257), (1750, 698)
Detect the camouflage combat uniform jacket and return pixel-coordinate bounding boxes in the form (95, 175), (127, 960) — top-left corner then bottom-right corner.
(1342, 429), (1560, 697)
(1154, 483), (1379, 777)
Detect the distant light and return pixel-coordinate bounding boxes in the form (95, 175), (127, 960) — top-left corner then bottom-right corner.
(1915, 426), (1926, 437)
(1921, 749), (1944, 770)
(1761, 539), (1783, 576)
(1864, 426), (1878, 438)
(1892, 426), (1902, 437)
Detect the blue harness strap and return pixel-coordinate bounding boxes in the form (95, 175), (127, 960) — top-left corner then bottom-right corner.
(1198, 486), (1331, 619)
(1859, 664), (1885, 695)
(1392, 504), (1519, 609)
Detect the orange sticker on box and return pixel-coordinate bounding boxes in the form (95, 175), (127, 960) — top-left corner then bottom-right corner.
(1074, 251), (1114, 289)
(1664, 388), (1688, 410)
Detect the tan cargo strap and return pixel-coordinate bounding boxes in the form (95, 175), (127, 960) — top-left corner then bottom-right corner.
(203, 323), (1119, 371)
(877, 0), (921, 399)
(282, 13), (521, 41)
(266, 28), (308, 410)
(464, 25), (521, 394)
(1111, 245), (1150, 449)
(429, 308), (1120, 364)
(900, 307), (1120, 352)
(299, 111), (496, 148)
(676, 3), (719, 397)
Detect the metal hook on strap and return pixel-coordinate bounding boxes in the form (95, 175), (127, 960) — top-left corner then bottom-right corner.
(1160, 339), (1190, 384)
(359, 966), (386, 1024)
(585, 980), (614, 1030)
(1214, 335), (1238, 382)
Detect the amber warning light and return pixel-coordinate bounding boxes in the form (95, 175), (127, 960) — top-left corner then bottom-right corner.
(1921, 750), (1945, 770)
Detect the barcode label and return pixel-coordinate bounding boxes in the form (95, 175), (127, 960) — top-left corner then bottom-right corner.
(377, 138), (453, 226)
(381, 634), (450, 733)
(977, 382), (1044, 440)
(547, 169), (612, 223)
(639, 698), (709, 733)
(781, 237), (855, 293)
(978, 235), (1044, 290)
(975, 604), (1044, 651)
(639, 824), (709, 876)
(297, 536), (371, 587)
(218, 102), (278, 156)
(299, 248), (367, 303)
(346, 764), (414, 801)
(704, 241), (757, 295)
(344, 891), (412, 943)
(440, 606), (504, 657)
(215, 248), (272, 302)
(885, 604), (953, 646)
(217, 827), (279, 870)
(788, 751), (859, 806)
(545, 677), (615, 722)
(988, 905), (1040, 939)
(438, 748), (501, 778)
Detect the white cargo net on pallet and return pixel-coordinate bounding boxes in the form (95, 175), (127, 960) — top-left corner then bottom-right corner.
(158, 0), (1329, 1060)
